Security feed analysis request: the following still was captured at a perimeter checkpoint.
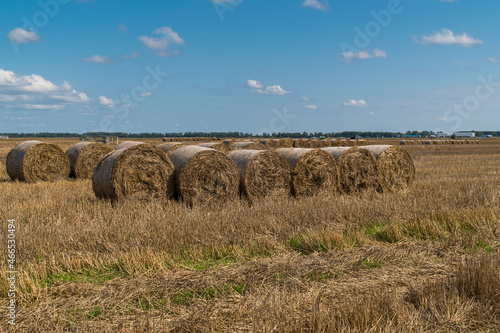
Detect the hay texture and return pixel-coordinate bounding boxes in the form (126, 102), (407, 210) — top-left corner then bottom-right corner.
(322, 147), (381, 194)
(114, 141), (144, 150)
(230, 142), (268, 150)
(92, 144), (174, 200)
(158, 142), (188, 154)
(198, 142), (233, 152)
(66, 142), (113, 179)
(6, 141), (69, 183)
(228, 150), (291, 202)
(168, 146), (239, 205)
(277, 148), (338, 197)
(360, 145), (415, 192)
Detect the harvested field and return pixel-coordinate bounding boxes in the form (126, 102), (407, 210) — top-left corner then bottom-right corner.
(0, 138), (499, 332)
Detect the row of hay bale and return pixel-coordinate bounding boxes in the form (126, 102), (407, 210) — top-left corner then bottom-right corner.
(6, 140), (415, 206)
(401, 139), (480, 145)
(162, 137), (218, 142)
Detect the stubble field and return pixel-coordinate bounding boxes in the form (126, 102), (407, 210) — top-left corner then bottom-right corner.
(0, 138), (499, 332)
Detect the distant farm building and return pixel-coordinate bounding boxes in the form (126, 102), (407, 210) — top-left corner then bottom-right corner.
(453, 131), (476, 138)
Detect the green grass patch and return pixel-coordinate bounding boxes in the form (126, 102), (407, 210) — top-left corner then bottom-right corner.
(40, 262), (129, 287)
(87, 306), (102, 320)
(364, 222), (398, 243)
(360, 259), (382, 269)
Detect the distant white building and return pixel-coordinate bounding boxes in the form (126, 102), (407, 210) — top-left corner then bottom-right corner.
(435, 133), (452, 138)
(454, 131), (476, 138)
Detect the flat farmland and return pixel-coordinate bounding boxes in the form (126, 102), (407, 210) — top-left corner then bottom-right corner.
(0, 138), (498, 332)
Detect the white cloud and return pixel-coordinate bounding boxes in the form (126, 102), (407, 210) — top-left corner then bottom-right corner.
(302, 0), (329, 11)
(81, 55), (115, 64)
(300, 96), (309, 101)
(343, 99), (368, 108)
(368, 111), (375, 116)
(138, 26), (185, 57)
(488, 57), (500, 64)
(339, 49), (387, 63)
(414, 28), (483, 47)
(139, 92), (152, 97)
(6, 28), (40, 44)
(247, 80), (264, 89)
(98, 96), (115, 107)
(0, 69), (90, 110)
(118, 24), (128, 33)
(305, 104), (317, 110)
(247, 79), (292, 95)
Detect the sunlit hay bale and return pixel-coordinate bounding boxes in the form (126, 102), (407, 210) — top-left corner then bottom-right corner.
(360, 145), (415, 192)
(400, 140), (406, 145)
(277, 148), (338, 197)
(292, 139), (304, 147)
(342, 139), (351, 147)
(162, 137), (168, 142)
(198, 142), (233, 152)
(6, 140), (69, 183)
(230, 141), (268, 150)
(424, 140), (432, 145)
(282, 138), (294, 147)
(66, 142), (113, 179)
(308, 140), (322, 148)
(322, 147), (381, 194)
(158, 142), (188, 154)
(476, 140), (480, 144)
(332, 139), (343, 147)
(92, 144), (174, 201)
(432, 140), (437, 145)
(114, 141), (144, 150)
(168, 146), (239, 205)
(228, 150), (291, 202)
(260, 139), (278, 149)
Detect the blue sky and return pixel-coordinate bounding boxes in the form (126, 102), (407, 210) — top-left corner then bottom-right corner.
(1, 0), (500, 134)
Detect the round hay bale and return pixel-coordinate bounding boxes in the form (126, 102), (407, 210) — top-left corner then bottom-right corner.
(400, 140), (406, 145)
(6, 140), (69, 183)
(230, 141), (268, 150)
(283, 138), (294, 147)
(322, 147), (381, 194)
(158, 142), (188, 154)
(277, 148), (338, 197)
(228, 150), (291, 202)
(360, 145), (415, 192)
(223, 139), (235, 145)
(293, 139), (306, 148)
(168, 146), (239, 205)
(260, 139), (277, 148)
(92, 144), (174, 200)
(66, 142), (113, 179)
(198, 142), (233, 152)
(114, 141), (143, 150)
(424, 140), (432, 145)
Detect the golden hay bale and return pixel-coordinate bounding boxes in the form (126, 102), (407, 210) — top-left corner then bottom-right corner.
(230, 142), (268, 150)
(228, 150), (291, 202)
(66, 142), (113, 179)
(261, 139), (277, 148)
(283, 138), (294, 147)
(158, 142), (188, 154)
(168, 146), (239, 205)
(322, 147), (381, 194)
(360, 145), (415, 192)
(310, 140), (323, 148)
(198, 142), (233, 152)
(400, 140), (406, 145)
(114, 141), (144, 150)
(293, 139), (306, 148)
(92, 144), (174, 200)
(277, 148), (338, 197)
(424, 140), (432, 145)
(6, 140), (69, 183)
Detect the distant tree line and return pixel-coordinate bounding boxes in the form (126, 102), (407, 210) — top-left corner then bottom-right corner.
(1, 130), (498, 139)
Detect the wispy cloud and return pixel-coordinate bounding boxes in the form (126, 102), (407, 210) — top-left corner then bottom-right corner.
(123, 52), (140, 59)
(339, 49), (387, 63)
(138, 26), (185, 57)
(305, 104), (317, 110)
(81, 55), (116, 64)
(413, 28), (483, 47)
(302, 0), (329, 12)
(343, 99), (369, 108)
(6, 28), (40, 44)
